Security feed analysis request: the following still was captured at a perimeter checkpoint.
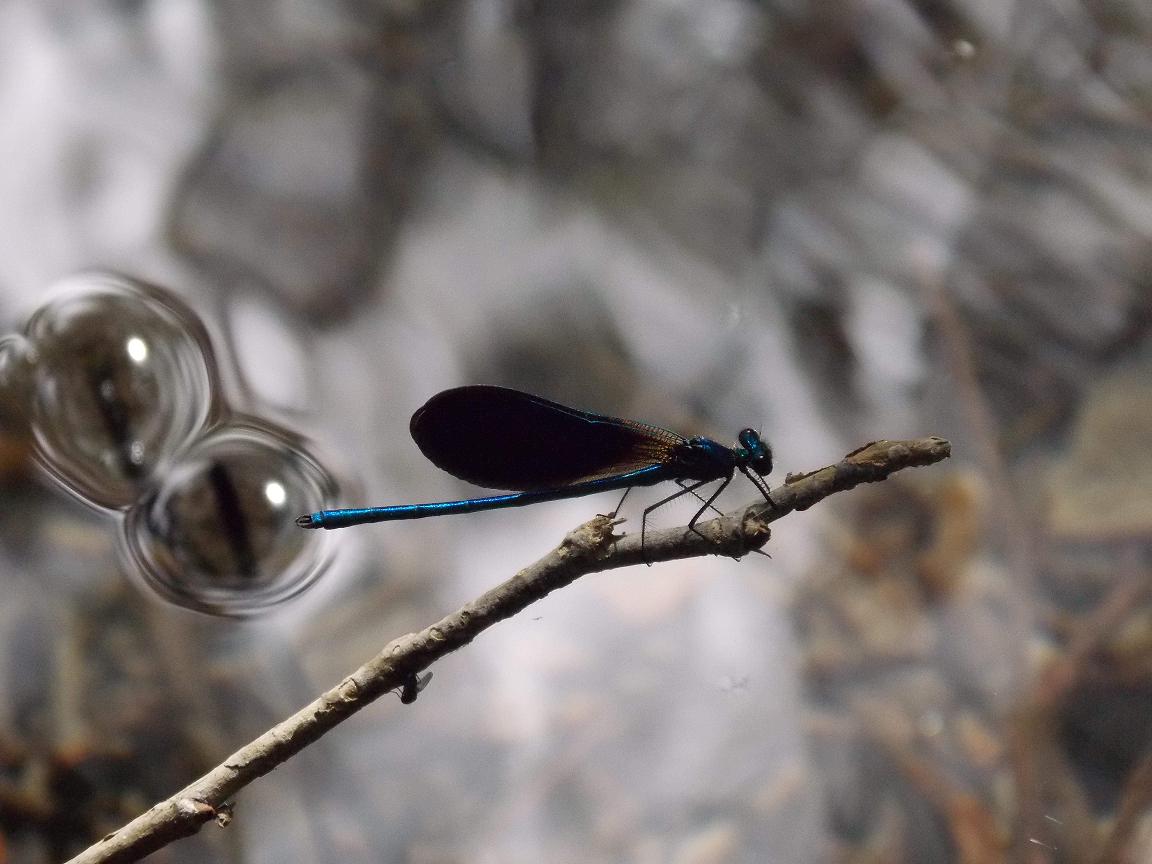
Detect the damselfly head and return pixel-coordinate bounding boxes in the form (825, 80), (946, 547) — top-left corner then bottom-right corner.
(737, 428), (773, 477)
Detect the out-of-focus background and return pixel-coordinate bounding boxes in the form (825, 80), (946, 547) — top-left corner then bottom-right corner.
(1, 1), (1151, 862)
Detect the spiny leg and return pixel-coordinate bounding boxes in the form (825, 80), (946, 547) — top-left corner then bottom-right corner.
(675, 478), (726, 519)
(640, 478), (714, 564)
(740, 465), (773, 502)
(686, 473), (732, 543)
(738, 467), (773, 558)
(610, 486), (632, 518)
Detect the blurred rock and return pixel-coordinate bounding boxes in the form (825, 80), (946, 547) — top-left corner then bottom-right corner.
(1047, 366), (1152, 539)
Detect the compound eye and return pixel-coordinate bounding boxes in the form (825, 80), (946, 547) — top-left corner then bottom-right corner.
(737, 428), (773, 476)
(754, 449), (774, 476)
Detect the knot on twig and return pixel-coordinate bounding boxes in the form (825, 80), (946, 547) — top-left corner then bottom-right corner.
(694, 507), (771, 559)
(740, 509), (771, 553)
(336, 676), (361, 702)
(559, 513), (621, 560)
(175, 797), (218, 824)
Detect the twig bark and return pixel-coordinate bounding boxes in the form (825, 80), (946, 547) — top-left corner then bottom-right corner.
(65, 437), (951, 864)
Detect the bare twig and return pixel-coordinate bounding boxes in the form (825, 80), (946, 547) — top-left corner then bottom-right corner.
(65, 437), (950, 864)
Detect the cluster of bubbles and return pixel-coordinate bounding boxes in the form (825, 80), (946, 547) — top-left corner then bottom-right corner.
(0, 274), (337, 616)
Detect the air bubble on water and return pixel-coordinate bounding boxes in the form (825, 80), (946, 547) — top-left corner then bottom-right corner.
(23, 273), (222, 509)
(120, 419), (337, 616)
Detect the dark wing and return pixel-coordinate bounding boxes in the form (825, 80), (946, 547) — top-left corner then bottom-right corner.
(409, 385), (685, 491)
